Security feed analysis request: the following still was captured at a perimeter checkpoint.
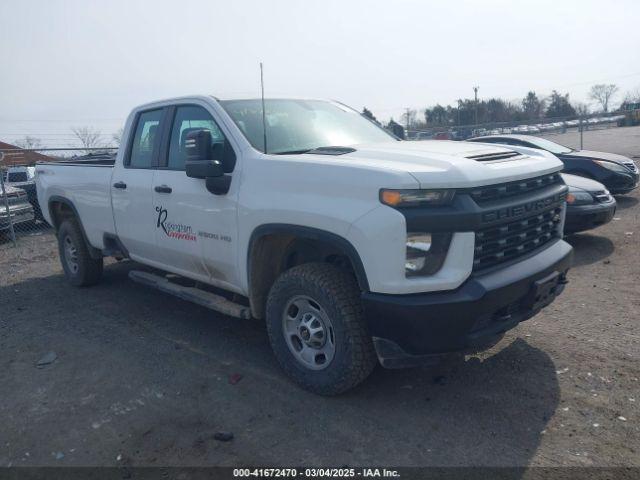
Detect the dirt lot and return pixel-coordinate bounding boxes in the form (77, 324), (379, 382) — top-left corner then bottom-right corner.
(541, 124), (640, 159)
(1, 128), (639, 469)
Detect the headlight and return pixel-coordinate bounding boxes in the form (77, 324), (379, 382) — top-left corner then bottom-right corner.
(566, 190), (593, 205)
(594, 160), (631, 174)
(405, 232), (452, 277)
(380, 189), (455, 207)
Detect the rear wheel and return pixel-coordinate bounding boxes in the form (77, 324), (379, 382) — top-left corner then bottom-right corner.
(266, 263), (377, 395)
(57, 219), (103, 287)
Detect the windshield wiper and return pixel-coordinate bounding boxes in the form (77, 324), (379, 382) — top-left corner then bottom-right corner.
(272, 149), (314, 155)
(273, 146), (357, 156)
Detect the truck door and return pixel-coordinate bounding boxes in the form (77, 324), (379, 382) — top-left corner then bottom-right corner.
(111, 108), (166, 265)
(152, 104), (241, 290)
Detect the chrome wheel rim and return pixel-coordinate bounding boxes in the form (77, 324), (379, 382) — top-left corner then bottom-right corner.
(282, 295), (335, 370)
(63, 235), (79, 274)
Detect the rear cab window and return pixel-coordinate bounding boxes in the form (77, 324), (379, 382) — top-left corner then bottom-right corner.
(127, 109), (164, 168)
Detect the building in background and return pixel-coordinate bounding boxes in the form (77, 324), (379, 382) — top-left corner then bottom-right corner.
(0, 141), (56, 167)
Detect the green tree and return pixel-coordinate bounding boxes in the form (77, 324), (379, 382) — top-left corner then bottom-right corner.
(386, 118), (405, 139)
(522, 91), (543, 120)
(485, 98), (520, 123)
(362, 107), (379, 124)
(545, 91), (576, 118)
(425, 104), (448, 126)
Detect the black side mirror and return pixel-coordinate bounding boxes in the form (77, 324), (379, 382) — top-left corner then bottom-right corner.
(184, 129), (213, 161)
(185, 159), (224, 179)
(184, 129), (231, 195)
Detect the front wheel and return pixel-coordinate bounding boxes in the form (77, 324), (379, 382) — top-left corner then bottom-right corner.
(57, 219), (103, 287)
(265, 263), (377, 395)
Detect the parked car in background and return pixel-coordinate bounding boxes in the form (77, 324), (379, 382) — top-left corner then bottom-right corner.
(468, 134), (639, 194)
(0, 183), (35, 235)
(562, 174), (616, 234)
(4, 166), (36, 183)
(3, 166), (44, 221)
(432, 131), (454, 140)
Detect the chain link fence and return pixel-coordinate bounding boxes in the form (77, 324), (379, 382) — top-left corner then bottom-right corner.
(0, 148), (117, 247)
(403, 110), (639, 144)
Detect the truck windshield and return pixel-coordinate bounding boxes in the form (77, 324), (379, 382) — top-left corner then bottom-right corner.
(219, 99), (397, 154)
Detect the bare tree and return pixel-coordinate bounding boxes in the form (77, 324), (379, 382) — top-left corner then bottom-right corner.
(71, 126), (104, 153)
(14, 135), (42, 150)
(111, 128), (124, 147)
(401, 108), (418, 129)
(588, 84), (619, 113)
(573, 102), (590, 117)
(623, 87), (640, 104)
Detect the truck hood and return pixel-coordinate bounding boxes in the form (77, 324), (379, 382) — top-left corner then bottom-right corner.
(305, 140), (564, 189)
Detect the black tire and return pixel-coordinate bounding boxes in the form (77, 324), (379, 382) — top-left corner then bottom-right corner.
(57, 218), (103, 287)
(265, 262), (377, 395)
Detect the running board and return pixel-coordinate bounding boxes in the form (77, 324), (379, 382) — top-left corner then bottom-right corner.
(128, 270), (251, 319)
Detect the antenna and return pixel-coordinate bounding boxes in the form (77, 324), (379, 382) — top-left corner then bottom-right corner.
(260, 62), (268, 154)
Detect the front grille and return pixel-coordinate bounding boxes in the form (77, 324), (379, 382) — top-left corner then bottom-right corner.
(469, 173), (563, 203)
(594, 190), (613, 203)
(473, 205), (563, 271)
(623, 161), (638, 173)
(2, 192), (26, 206)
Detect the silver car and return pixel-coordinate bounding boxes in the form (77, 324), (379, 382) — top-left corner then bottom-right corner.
(0, 183), (35, 234)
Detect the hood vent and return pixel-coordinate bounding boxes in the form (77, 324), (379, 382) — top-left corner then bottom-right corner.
(466, 150), (523, 163)
(309, 146), (357, 155)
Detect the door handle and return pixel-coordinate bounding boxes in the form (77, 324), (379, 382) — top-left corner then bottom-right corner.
(154, 185), (172, 194)
(113, 181), (127, 189)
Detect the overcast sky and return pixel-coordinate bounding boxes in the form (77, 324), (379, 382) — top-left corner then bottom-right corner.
(1, 0), (639, 147)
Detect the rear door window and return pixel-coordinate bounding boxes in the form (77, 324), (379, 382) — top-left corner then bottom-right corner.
(128, 109), (164, 168)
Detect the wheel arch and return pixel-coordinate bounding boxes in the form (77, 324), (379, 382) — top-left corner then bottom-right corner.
(247, 224), (369, 319)
(48, 196), (102, 259)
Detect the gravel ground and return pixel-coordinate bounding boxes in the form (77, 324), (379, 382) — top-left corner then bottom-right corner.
(541, 125), (640, 159)
(1, 128), (639, 469)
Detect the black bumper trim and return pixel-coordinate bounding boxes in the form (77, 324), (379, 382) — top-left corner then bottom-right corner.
(565, 202), (616, 234)
(399, 183), (568, 233)
(362, 240), (573, 365)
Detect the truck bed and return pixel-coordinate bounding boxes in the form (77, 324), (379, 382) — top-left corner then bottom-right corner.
(41, 153), (116, 167)
(36, 160), (116, 249)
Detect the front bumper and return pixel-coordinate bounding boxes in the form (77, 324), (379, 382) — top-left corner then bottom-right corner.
(0, 204), (35, 230)
(565, 201), (616, 234)
(605, 171), (639, 194)
(362, 239), (573, 368)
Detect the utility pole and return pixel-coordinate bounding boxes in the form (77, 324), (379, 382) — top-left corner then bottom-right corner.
(473, 86), (480, 127)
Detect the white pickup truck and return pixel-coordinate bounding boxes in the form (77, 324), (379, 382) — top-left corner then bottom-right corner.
(37, 96), (572, 394)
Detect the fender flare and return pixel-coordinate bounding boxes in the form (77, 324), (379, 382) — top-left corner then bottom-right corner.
(48, 195), (102, 259)
(247, 223), (370, 292)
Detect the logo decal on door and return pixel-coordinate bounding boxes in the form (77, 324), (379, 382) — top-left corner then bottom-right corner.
(155, 206), (196, 241)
